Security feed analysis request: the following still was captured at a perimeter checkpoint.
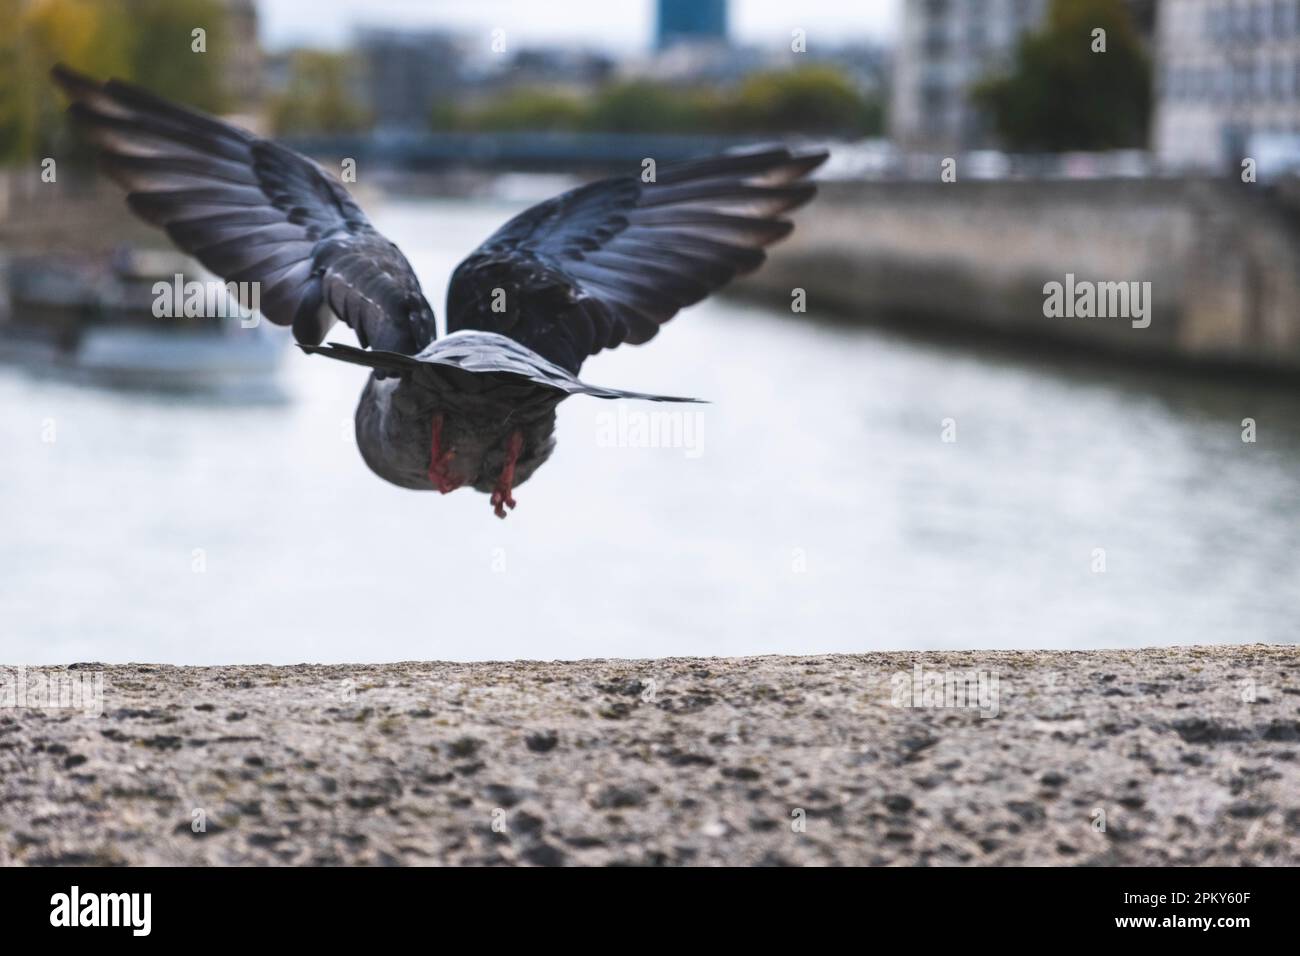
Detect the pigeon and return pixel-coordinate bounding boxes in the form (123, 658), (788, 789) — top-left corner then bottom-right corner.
(52, 65), (827, 518)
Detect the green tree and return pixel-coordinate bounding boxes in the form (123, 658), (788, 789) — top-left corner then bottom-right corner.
(124, 0), (231, 114)
(446, 89), (585, 133)
(437, 66), (879, 137)
(972, 0), (1151, 151)
(581, 81), (718, 134)
(1, 0), (129, 164)
(731, 66), (879, 136)
(269, 50), (370, 136)
(0, 0), (230, 165)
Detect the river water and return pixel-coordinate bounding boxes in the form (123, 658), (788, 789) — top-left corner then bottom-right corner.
(3, 196), (1300, 664)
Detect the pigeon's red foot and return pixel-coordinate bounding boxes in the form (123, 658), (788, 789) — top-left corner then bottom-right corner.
(428, 413), (462, 494)
(490, 430), (525, 519)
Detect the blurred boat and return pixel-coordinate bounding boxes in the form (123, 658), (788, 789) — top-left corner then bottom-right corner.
(0, 248), (286, 392)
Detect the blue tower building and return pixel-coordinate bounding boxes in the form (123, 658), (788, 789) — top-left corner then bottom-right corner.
(656, 0), (728, 50)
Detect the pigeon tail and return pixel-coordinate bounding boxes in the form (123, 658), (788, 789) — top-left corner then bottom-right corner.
(298, 342), (706, 404)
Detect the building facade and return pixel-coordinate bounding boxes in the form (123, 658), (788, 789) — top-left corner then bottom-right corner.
(891, 0), (1155, 153)
(221, 0), (263, 108)
(891, 0), (1050, 151)
(357, 28), (466, 131)
(1154, 0), (1300, 171)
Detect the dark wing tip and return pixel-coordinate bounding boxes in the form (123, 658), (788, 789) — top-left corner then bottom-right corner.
(769, 219), (796, 241)
(796, 148), (831, 169)
(792, 146), (830, 179)
(51, 62), (84, 86)
(51, 63), (100, 101)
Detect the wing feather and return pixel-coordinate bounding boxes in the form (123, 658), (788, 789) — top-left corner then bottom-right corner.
(52, 64), (436, 355)
(446, 147), (827, 373)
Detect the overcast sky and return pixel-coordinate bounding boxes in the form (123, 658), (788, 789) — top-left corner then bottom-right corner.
(258, 0), (901, 52)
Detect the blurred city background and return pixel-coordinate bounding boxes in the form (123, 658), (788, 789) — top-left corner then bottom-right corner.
(3, 0), (1300, 664)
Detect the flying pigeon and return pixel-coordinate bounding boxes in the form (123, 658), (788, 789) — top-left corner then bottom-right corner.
(52, 65), (827, 518)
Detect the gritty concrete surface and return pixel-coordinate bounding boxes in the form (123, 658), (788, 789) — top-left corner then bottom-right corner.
(0, 645), (1296, 866)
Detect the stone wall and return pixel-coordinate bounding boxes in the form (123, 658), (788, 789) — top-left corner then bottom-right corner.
(748, 178), (1300, 372)
(1, 647), (1294, 865)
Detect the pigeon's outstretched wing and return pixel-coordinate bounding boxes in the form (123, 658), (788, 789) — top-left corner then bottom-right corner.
(446, 147), (828, 374)
(51, 65), (436, 354)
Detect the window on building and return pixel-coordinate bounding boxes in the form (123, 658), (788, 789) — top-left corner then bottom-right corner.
(969, 0), (990, 49)
(1255, 0), (1272, 37)
(1235, 2), (1255, 39)
(1206, 4), (1227, 40)
(1236, 62), (1253, 99)
(922, 83), (948, 114)
(926, 22), (951, 56)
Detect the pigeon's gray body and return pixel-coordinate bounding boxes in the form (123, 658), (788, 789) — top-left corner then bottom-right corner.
(354, 371), (560, 494)
(53, 64), (826, 517)
(310, 331), (696, 494)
